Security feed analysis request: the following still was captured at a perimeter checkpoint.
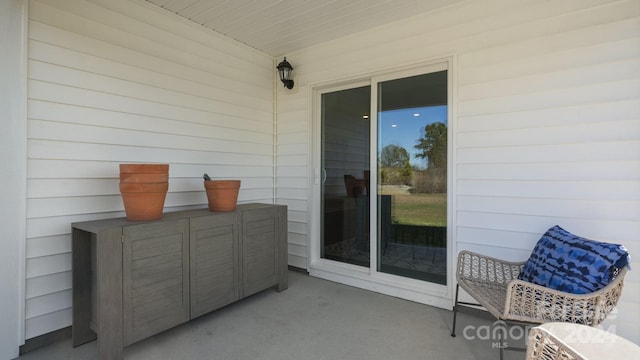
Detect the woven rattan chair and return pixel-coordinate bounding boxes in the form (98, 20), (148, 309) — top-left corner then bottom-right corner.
(526, 325), (586, 360)
(526, 322), (640, 359)
(450, 250), (627, 358)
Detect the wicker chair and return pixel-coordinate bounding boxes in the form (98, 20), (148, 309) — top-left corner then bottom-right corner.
(526, 325), (587, 360)
(450, 250), (627, 358)
(526, 322), (640, 359)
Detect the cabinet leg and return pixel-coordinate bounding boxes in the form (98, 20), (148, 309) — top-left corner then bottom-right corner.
(276, 278), (288, 292)
(72, 229), (97, 346)
(96, 228), (124, 360)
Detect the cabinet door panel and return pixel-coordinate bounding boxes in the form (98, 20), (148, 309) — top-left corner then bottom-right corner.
(190, 213), (239, 318)
(123, 219), (189, 346)
(130, 234), (182, 260)
(242, 207), (277, 297)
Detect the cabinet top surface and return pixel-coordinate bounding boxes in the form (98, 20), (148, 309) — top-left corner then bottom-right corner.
(72, 203), (284, 233)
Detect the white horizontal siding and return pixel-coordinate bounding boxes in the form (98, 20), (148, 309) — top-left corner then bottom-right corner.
(26, 290), (72, 320)
(26, 235), (71, 258)
(458, 160), (640, 181)
(458, 179), (640, 200)
(277, 0), (640, 343)
(25, 0), (274, 339)
(275, 91), (309, 261)
(24, 309), (72, 340)
(26, 254), (72, 279)
(25, 271), (72, 299)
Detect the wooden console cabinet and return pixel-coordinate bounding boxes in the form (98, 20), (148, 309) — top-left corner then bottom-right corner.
(72, 203), (288, 360)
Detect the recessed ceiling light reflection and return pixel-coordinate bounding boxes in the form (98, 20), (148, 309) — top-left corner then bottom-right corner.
(391, 124), (398, 128)
(413, 113), (420, 117)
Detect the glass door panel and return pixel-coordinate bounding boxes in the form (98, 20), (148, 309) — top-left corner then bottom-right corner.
(321, 86), (371, 267)
(376, 71), (448, 284)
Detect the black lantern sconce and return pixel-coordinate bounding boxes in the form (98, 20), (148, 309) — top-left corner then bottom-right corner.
(276, 57), (294, 89)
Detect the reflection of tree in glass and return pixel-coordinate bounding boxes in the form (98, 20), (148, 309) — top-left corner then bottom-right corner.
(380, 144), (409, 167)
(380, 144), (413, 185)
(415, 122), (447, 169)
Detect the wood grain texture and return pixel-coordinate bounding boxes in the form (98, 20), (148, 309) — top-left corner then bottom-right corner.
(123, 219), (189, 346)
(72, 204), (288, 359)
(190, 212), (239, 318)
(71, 229), (95, 347)
(95, 227), (123, 360)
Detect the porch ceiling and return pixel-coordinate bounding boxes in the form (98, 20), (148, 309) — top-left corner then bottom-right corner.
(144, 0), (464, 57)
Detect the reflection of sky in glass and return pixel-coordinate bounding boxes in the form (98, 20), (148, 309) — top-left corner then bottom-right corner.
(379, 105), (447, 169)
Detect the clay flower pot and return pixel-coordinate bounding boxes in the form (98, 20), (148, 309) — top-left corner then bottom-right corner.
(120, 163), (169, 174)
(119, 163), (169, 221)
(204, 180), (241, 212)
(120, 173), (169, 183)
(119, 183), (169, 221)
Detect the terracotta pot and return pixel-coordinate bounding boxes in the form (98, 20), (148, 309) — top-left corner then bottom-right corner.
(120, 173), (169, 183)
(119, 163), (169, 174)
(204, 180), (240, 212)
(119, 183), (169, 193)
(119, 183), (168, 221)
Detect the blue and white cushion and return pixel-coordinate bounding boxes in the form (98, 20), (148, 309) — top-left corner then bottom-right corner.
(518, 225), (629, 294)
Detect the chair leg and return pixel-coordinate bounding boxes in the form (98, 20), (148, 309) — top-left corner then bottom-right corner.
(451, 284), (459, 337)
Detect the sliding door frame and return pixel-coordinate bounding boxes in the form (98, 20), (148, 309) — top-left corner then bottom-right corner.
(308, 57), (457, 309)
(309, 79), (371, 272)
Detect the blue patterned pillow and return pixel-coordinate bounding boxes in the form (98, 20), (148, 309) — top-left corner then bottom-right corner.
(518, 225), (629, 294)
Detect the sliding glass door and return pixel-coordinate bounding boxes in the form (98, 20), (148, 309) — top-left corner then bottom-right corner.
(318, 63), (449, 288)
(321, 85), (371, 267)
(376, 70), (448, 284)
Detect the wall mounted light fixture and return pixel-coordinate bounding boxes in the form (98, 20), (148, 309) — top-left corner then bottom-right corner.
(276, 57), (294, 89)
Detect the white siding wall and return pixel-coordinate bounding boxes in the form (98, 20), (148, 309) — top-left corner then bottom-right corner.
(276, 0), (640, 342)
(25, 0), (274, 339)
(276, 89), (310, 268)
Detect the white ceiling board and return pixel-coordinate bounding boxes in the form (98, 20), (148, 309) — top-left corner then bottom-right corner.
(143, 0), (465, 56)
(162, 0), (199, 12)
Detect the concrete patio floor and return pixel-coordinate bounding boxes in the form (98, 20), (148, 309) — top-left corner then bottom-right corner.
(16, 270), (525, 360)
